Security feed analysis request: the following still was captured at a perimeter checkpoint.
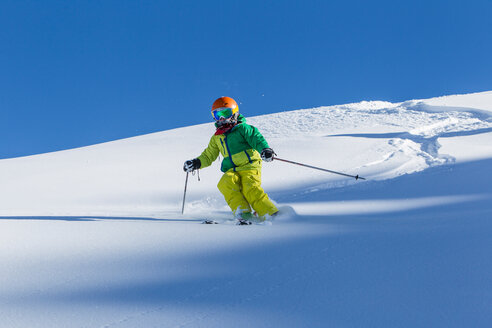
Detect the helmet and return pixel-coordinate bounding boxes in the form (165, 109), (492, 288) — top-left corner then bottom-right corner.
(212, 96), (238, 111)
(211, 96), (239, 121)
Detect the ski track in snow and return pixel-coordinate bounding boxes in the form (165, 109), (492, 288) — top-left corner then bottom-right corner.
(252, 99), (492, 180)
(251, 98), (492, 191)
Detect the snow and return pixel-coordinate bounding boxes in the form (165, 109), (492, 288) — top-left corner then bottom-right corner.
(1, 91), (491, 327)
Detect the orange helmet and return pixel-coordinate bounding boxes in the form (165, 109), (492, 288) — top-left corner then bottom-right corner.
(211, 96), (239, 120)
(212, 96), (238, 111)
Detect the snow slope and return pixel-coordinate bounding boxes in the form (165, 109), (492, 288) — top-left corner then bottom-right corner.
(1, 92), (491, 327)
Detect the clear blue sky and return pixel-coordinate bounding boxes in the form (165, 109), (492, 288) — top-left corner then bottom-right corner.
(1, 0), (491, 159)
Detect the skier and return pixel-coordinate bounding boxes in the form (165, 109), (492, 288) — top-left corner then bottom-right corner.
(183, 96), (278, 224)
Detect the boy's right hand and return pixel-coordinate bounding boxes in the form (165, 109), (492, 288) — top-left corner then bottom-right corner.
(183, 158), (201, 172)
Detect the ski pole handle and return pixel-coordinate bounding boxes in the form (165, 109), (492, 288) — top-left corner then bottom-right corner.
(274, 157), (366, 180)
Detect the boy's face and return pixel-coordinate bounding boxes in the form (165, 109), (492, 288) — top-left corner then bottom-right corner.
(216, 117), (233, 126)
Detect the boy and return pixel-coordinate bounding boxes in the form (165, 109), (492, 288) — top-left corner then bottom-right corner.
(183, 96), (278, 224)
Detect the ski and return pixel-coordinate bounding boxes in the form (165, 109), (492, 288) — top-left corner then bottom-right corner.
(199, 205), (295, 225)
(201, 219), (251, 225)
(200, 218), (272, 225)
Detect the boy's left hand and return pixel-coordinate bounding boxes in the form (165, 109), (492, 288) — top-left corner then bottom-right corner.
(261, 148), (276, 162)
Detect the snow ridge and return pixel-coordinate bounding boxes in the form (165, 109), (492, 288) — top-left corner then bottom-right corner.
(1, 91), (492, 216)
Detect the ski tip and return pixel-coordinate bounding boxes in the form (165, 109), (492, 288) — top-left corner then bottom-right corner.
(236, 219), (253, 225)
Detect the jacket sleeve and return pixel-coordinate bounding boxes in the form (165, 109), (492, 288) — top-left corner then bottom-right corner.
(241, 124), (270, 153)
(197, 136), (220, 169)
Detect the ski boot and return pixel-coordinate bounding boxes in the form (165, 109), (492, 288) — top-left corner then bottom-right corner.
(236, 211), (254, 225)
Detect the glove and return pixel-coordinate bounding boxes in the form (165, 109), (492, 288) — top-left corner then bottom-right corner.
(260, 148), (276, 162)
(183, 158), (201, 172)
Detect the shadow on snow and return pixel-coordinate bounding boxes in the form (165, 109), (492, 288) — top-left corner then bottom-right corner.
(0, 216), (202, 222)
(2, 160), (492, 327)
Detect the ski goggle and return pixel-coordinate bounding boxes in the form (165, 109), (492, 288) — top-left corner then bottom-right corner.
(212, 107), (235, 120)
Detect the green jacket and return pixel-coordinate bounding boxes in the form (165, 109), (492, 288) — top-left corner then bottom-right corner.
(198, 115), (270, 172)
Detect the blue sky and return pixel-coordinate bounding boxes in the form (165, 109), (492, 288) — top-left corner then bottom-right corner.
(1, 0), (491, 159)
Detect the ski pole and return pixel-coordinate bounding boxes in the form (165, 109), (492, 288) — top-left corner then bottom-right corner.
(273, 157), (366, 180)
(181, 172), (189, 214)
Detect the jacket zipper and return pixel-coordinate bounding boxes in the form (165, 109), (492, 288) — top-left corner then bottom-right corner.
(223, 136), (237, 171)
(220, 138), (226, 154)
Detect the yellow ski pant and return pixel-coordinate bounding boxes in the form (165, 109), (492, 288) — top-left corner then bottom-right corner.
(217, 169), (278, 217)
